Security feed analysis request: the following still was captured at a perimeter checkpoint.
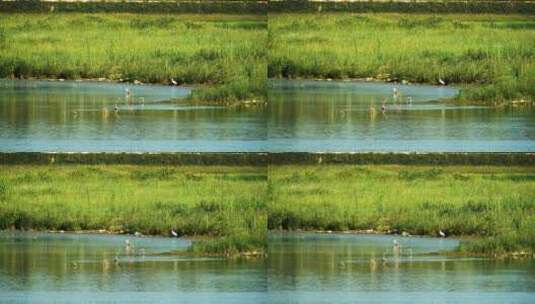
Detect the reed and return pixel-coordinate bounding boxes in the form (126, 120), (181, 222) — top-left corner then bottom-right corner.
(269, 164), (535, 255)
(268, 13), (535, 103)
(0, 13), (267, 103)
(0, 164), (267, 254)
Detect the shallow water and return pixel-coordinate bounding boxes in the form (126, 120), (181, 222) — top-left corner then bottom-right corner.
(268, 80), (535, 152)
(2, 79), (533, 152)
(2, 232), (534, 303)
(267, 232), (535, 304)
(0, 79), (267, 152)
(0, 231), (267, 304)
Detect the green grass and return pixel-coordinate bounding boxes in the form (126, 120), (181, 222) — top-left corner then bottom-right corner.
(0, 13), (267, 103)
(0, 165), (267, 255)
(1, 162), (533, 256)
(269, 165), (535, 255)
(268, 13), (535, 104)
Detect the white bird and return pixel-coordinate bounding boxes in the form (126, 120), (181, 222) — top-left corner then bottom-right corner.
(134, 231), (143, 237)
(438, 78), (446, 85)
(439, 230), (446, 238)
(170, 78), (178, 85)
(170, 230), (178, 237)
(393, 239), (401, 254)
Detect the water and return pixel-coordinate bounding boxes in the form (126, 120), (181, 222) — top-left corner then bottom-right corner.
(0, 231), (267, 304)
(3, 232), (533, 303)
(267, 232), (535, 304)
(0, 79), (267, 152)
(1, 79), (533, 152)
(268, 80), (535, 152)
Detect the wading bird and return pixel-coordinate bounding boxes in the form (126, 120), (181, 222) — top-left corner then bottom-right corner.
(393, 87), (400, 99)
(438, 78), (446, 86)
(170, 78), (178, 85)
(171, 229), (178, 237)
(393, 239), (401, 254)
(439, 230), (446, 238)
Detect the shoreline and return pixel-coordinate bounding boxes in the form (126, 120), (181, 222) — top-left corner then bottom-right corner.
(1, 152), (534, 166)
(269, 77), (535, 106)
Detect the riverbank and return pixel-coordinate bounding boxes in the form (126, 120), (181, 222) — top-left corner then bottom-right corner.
(0, 13), (266, 104)
(269, 165), (535, 256)
(268, 1), (535, 15)
(1, 152), (532, 166)
(0, 165), (267, 256)
(268, 13), (535, 104)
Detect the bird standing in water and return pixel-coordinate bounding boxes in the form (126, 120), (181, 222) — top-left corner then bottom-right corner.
(393, 239), (401, 255)
(393, 87), (400, 99)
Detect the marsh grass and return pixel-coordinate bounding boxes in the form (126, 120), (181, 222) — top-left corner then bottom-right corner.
(268, 13), (535, 103)
(269, 165), (535, 255)
(0, 165), (267, 254)
(0, 13), (267, 103)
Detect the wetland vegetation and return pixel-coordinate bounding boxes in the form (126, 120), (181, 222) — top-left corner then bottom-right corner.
(0, 164), (267, 255)
(268, 13), (535, 104)
(268, 165), (535, 256)
(0, 13), (267, 104)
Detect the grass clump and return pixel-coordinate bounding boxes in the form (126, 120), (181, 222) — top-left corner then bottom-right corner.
(269, 165), (535, 255)
(0, 13), (267, 103)
(268, 13), (535, 104)
(0, 164), (267, 255)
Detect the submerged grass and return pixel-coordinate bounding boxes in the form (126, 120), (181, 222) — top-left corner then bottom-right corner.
(269, 165), (535, 256)
(268, 13), (535, 104)
(0, 165), (267, 255)
(0, 13), (267, 103)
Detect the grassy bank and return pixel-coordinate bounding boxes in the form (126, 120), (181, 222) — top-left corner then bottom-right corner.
(1, 152), (531, 166)
(0, 1), (266, 14)
(0, 165), (267, 255)
(268, 13), (535, 104)
(268, 1), (535, 14)
(0, 13), (267, 103)
(269, 165), (535, 256)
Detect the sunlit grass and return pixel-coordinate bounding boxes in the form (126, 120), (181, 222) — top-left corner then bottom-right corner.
(269, 165), (535, 255)
(268, 13), (535, 103)
(0, 165), (267, 254)
(0, 13), (267, 103)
